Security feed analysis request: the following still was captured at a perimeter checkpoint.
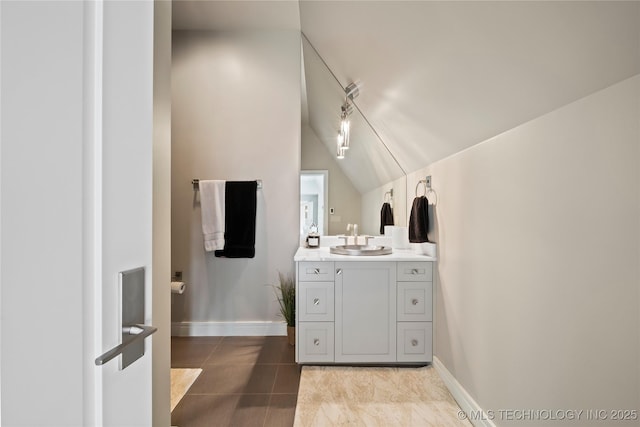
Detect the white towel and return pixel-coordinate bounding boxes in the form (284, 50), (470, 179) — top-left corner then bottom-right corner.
(199, 180), (225, 252)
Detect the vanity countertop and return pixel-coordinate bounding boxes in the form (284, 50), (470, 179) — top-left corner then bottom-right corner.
(294, 246), (437, 262)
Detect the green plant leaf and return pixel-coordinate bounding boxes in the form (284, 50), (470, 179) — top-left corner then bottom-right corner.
(274, 271), (295, 327)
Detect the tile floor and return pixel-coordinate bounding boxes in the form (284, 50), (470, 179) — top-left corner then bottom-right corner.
(171, 336), (300, 427)
(295, 365), (470, 426)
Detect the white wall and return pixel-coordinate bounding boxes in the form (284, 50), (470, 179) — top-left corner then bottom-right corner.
(152, 1), (171, 425)
(171, 30), (300, 333)
(407, 75), (640, 425)
(301, 124), (361, 236)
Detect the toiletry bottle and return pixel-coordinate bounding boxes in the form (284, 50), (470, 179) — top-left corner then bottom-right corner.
(306, 223), (320, 248)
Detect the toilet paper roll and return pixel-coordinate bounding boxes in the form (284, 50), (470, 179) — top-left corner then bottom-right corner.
(392, 226), (410, 249)
(171, 281), (186, 295)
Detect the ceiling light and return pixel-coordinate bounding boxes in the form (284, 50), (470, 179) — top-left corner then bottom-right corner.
(336, 134), (345, 159)
(336, 82), (359, 159)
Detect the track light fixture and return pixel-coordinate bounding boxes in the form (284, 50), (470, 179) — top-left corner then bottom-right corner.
(336, 83), (359, 159)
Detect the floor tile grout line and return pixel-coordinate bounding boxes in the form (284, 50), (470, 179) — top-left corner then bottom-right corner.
(199, 338), (224, 367)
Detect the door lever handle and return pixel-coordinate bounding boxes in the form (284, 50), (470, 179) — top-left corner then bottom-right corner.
(95, 324), (157, 366)
(123, 325), (151, 335)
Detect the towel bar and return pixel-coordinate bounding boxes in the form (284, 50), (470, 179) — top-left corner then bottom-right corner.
(192, 179), (263, 191)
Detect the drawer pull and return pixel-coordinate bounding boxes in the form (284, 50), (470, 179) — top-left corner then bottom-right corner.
(313, 338), (320, 346)
(411, 339), (418, 347)
(313, 298), (320, 305)
(314, 268), (320, 275)
(336, 268), (342, 275)
(411, 298), (419, 305)
(411, 269), (419, 275)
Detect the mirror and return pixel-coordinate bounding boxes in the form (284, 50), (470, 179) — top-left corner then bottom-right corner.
(301, 34), (407, 237)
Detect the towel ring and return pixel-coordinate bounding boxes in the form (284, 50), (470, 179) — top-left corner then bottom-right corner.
(426, 188), (438, 206)
(415, 179), (438, 206)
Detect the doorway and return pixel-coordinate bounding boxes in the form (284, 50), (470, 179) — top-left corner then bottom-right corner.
(300, 170), (328, 237)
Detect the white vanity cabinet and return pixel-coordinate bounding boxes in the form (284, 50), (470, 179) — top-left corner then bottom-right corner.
(295, 253), (434, 365)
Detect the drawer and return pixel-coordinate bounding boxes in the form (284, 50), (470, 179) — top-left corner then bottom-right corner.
(397, 262), (432, 282)
(298, 262), (335, 282)
(397, 322), (432, 363)
(299, 282), (334, 321)
(297, 322), (334, 363)
(397, 282), (432, 321)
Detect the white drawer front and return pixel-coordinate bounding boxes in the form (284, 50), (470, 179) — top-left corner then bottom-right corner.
(299, 282), (334, 321)
(298, 262), (335, 282)
(397, 262), (432, 282)
(397, 322), (432, 362)
(298, 322), (334, 363)
(397, 282), (433, 321)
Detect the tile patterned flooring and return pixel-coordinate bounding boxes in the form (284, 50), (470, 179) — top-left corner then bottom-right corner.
(294, 365), (471, 426)
(171, 336), (299, 427)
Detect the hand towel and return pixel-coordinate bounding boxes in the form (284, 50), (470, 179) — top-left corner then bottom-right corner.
(408, 196), (430, 243)
(215, 181), (258, 258)
(199, 180), (226, 252)
(380, 202), (394, 234)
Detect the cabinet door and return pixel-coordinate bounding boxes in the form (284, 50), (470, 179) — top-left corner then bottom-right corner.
(298, 322), (334, 363)
(397, 282), (433, 321)
(299, 282), (334, 322)
(397, 322), (432, 363)
(335, 262), (396, 363)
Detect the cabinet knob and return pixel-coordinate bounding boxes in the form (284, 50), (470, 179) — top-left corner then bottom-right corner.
(411, 298), (419, 306)
(313, 338), (320, 346)
(313, 298), (320, 305)
(313, 268), (320, 275)
(411, 339), (418, 347)
(336, 268), (342, 275)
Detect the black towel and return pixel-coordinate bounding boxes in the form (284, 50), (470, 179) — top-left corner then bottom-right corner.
(380, 202), (394, 234)
(408, 196), (429, 243)
(214, 181), (257, 258)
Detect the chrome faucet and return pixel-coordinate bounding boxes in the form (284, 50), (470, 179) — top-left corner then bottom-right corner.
(347, 223), (359, 244)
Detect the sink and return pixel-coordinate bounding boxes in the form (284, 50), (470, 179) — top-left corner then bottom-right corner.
(329, 244), (393, 256)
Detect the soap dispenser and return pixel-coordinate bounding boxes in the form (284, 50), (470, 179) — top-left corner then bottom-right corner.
(306, 223), (320, 248)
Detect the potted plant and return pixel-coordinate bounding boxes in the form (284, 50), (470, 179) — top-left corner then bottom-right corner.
(274, 272), (296, 346)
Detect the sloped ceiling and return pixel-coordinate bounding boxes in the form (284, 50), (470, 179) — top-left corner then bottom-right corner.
(172, 0), (301, 31)
(172, 0), (640, 176)
(300, 1), (640, 173)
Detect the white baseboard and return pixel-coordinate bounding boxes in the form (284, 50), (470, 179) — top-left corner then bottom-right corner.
(171, 321), (287, 337)
(433, 356), (496, 427)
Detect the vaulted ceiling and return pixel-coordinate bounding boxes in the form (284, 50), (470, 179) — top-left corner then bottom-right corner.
(173, 1), (640, 182)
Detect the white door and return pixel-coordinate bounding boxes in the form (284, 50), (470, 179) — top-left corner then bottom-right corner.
(0, 1), (156, 425)
(86, 1), (155, 425)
